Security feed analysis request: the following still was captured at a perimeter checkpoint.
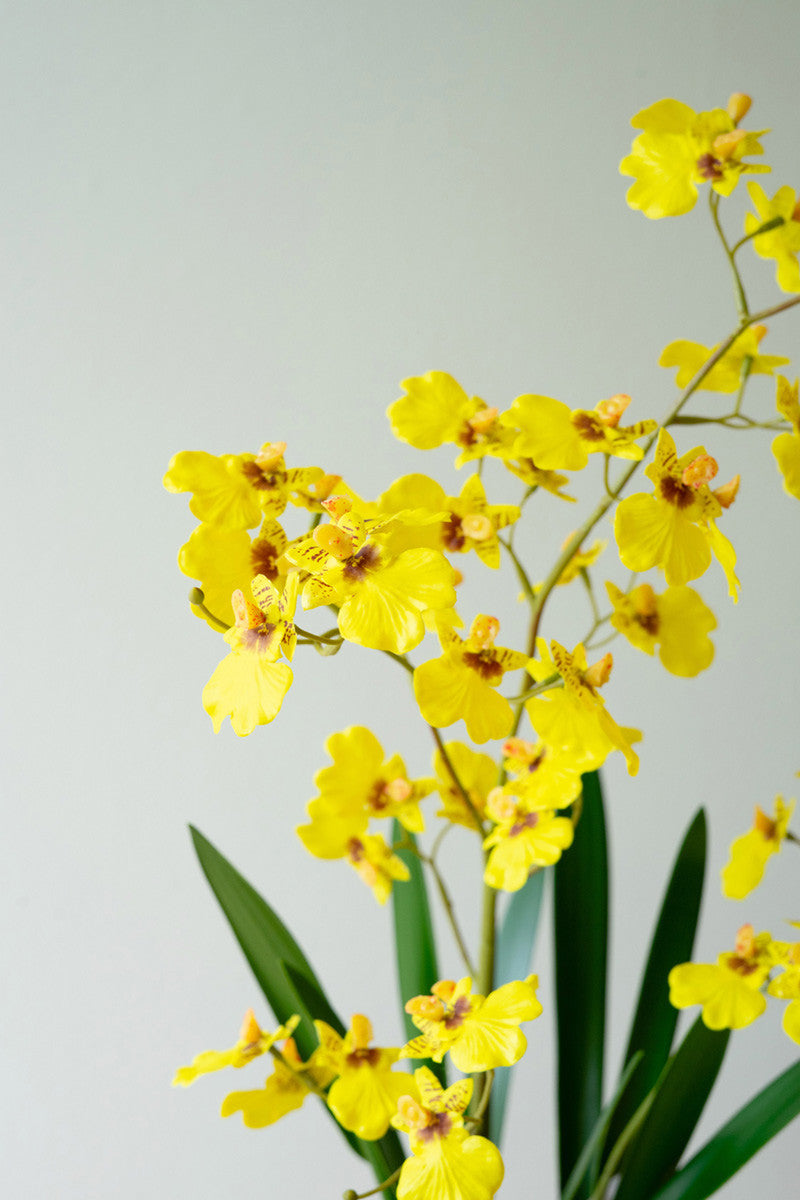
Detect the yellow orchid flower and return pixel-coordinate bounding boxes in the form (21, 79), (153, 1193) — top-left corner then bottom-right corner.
(378, 473), (520, 568)
(392, 1068), (505, 1200)
(620, 95), (769, 219)
(614, 428), (739, 598)
(501, 738), (584, 809)
(387, 372), (516, 467)
(298, 725), (434, 843)
(221, 1035), (333, 1128)
(414, 615), (530, 744)
(163, 441), (324, 528)
(721, 796), (795, 900)
(659, 325), (789, 393)
(178, 518), (289, 629)
(313, 1016), (412, 1140)
(773, 375), (800, 500)
(668, 923), (773, 1030)
(400, 975), (542, 1073)
(201, 572), (298, 736)
(483, 790), (574, 892)
(172, 1011), (299, 1087)
(605, 581), (716, 677)
(345, 832), (410, 904)
(744, 182), (800, 293)
(505, 392), (656, 472)
(526, 640), (640, 776)
(286, 498), (456, 655)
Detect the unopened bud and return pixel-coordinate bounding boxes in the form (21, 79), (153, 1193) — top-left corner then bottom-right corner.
(469, 613), (500, 648)
(682, 454), (718, 490)
(712, 129), (747, 161)
(595, 393), (631, 427)
(322, 494), (353, 520)
(584, 652), (613, 689)
(350, 1014), (373, 1051)
(468, 405), (499, 435)
(462, 513), (493, 541)
(714, 474), (740, 508)
(313, 523), (354, 560)
(752, 323), (768, 345)
(256, 441), (287, 468)
(239, 1009), (261, 1045)
(727, 92), (752, 124)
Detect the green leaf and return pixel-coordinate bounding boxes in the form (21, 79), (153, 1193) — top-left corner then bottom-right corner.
(391, 822), (441, 1037)
(189, 826), (405, 1186)
(605, 809), (706, 1159)
(553, 771), (608, 1197)
(489, 866), (547, 1146)
(651, 1058), (800, 1200)
(613, 1017), (729, 1200)
(561, 1051), (644, 1200)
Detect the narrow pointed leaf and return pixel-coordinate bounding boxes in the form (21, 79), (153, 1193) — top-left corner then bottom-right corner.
(391, 822), (445, 1088)
(554, 771), (608, 1196)
(190, 826), (404, 1184)
(489, 866), (547, 1146)
(651, 1059), (800, 1200)
(613, 1017), (729, 1200)
(606, 809), (706, 1157)
(561, 1051), (644, 1200)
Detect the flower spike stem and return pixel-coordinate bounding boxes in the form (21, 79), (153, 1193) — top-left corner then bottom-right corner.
(732, 214), (785, 255)
(528, 294), (800, 648)
(588, 1087), (656, 1200)
(430, 725), (487, 835)
(187, 588), (230, 632)
(708, 191), (749, 321)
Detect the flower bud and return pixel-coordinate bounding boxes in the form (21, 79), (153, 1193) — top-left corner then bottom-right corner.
(727, 92), (752, 124)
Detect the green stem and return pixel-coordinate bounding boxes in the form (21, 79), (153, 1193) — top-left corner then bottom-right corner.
(415, 845), (477, 977)
(708, 191), (750, 321)
(499, 535), (537, 604)
(187, 589), (230, 631)
(430, 725), (486, 835)
(526, 293), (800, 646)
(731, 214), (785, 254)
(343, 1165), (403, 1200)
(588, 1087), (656, 1200)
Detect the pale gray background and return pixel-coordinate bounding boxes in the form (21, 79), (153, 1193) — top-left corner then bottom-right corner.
(3, 2), (799, 1197)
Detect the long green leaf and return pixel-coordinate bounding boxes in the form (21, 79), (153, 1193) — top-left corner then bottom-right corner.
(190, 826), (405, 1187)
(554, 771), (608, 1197)
(606, 809), (706, 1158)
(489, 866), (547, 1146)
(613, 1017), (729, 1200)
(651, 1059), (800, 1200)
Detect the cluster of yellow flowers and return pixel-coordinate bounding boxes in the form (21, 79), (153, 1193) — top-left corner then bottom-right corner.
(168, 92), (800, 1200)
